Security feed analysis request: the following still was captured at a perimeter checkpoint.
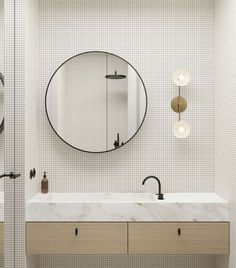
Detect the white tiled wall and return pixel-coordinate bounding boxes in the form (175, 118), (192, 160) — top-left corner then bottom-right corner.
(0, 1), (3, 265)
(37, 0), (215, 194)
(215, 0), (236, 267)
(25, 2), (40, 266)
(37, 255), (215, 268)
(4, 0), (26, 267)
(25, 0), (40, 201)
(0, 0), (4, 192)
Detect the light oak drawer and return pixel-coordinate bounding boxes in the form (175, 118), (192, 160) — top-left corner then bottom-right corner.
(129, 223), (229, 255)
(0, 223), (3, 254)
(27, 223), (127, 254)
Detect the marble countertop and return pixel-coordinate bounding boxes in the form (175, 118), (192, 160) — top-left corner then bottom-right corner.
(26, 192), (229, 222)
(27, 192), (227, 203)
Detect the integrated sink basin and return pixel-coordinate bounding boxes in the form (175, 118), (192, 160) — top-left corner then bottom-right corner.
(29, 192), (159, 203)
(26, 192), (229, 222)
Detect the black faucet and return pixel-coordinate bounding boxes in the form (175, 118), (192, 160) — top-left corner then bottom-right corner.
(142, 176), (164, 200)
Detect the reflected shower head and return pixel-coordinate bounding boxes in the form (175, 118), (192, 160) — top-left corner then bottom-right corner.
(105, 70), (126, 80)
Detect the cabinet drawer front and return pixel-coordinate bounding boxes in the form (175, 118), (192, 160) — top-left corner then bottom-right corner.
(129, 223), (229, 255)
(27, 223), (127, 254)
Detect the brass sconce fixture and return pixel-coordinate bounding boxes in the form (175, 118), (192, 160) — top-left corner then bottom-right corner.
(171, 69), (190, 139)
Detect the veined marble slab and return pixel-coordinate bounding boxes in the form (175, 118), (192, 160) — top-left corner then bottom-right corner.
(0, 192), (3, 222)
(26, 192), (229, 222)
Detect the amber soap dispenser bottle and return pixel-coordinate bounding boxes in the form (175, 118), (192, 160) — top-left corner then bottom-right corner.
(41, 172), (48, 194)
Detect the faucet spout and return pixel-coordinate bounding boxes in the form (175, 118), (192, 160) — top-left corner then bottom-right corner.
(142, 175), (164, 200)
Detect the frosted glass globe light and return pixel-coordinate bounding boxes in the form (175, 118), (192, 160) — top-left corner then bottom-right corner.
(178, 126), (185, 133)
(178, 75), (185, 82)
(173, 69), (190, 86)
(173, 120), (190, 138)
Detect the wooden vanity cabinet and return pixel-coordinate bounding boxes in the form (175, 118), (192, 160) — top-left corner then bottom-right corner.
(26, 222), (229, 255)
(26, 223), (127, 254)
(128, 222), (229, 255)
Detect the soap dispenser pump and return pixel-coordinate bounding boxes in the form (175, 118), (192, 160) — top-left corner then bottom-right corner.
(41, 172), (48, 194)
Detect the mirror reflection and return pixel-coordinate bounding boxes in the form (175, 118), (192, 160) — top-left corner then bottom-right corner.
(46, 52), (147, 153)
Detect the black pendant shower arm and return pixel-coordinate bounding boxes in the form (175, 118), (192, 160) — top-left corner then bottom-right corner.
(0, 172), (21, 179)
(105, 70), (127, 79)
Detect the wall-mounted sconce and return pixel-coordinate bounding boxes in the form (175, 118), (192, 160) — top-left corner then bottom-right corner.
(172, 69), (190, 87)
(171, 69), (190, 139)
(173, 120), (190, 139)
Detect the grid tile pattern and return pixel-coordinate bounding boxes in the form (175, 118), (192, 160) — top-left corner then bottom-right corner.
(38, 0), (215, 194)
(37, 255), (215, 268)
(0, 1), (4, 265)
(4, 0), (26, 267)
(0, 0), (4, 192)
(14, 0), (27, 265)
(215, 0), (236, 267)
(4, 1), (17, 267)
(25, 0), (40, 202)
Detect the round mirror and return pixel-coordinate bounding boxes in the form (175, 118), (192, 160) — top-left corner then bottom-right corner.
(45, 51), (147, 153)
(0, 73), (4, 134)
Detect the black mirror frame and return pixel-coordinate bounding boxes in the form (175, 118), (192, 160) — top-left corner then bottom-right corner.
(0, 72), (4, 134)
(45, 51), (148, 154)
